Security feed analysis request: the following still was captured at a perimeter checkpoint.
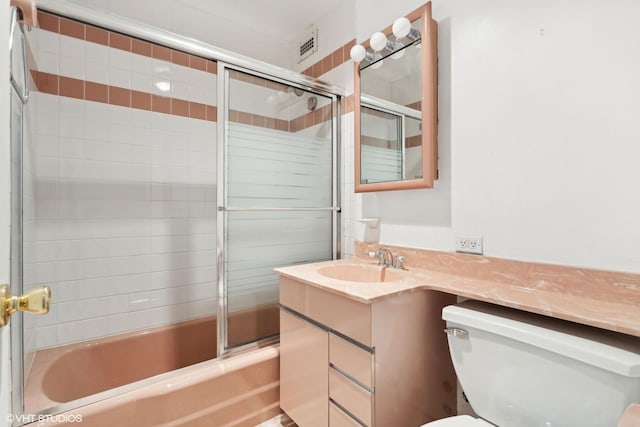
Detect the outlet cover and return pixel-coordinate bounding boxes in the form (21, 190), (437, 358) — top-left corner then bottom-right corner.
(455, 235), (483, 255)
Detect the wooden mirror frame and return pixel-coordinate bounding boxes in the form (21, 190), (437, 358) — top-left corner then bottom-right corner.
(354, 2), (438, 193)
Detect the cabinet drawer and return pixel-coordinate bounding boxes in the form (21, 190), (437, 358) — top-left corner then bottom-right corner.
(329, 333), (374, 388)
(280, 277), (372, 346)
(330, 400), (364, 426)
(329, 368), (373, 426)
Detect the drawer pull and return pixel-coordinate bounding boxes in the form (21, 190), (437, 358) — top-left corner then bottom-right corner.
(329, 364), (374, 394)
(330, 399), (367, 426)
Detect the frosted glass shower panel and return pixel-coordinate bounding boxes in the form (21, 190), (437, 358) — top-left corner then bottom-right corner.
(223, 70), (335, 349)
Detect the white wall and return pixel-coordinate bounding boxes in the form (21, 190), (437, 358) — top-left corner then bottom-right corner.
(353, 0), (640, 274)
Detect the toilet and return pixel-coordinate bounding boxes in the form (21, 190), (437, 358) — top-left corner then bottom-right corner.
(423, 300), (640, 427)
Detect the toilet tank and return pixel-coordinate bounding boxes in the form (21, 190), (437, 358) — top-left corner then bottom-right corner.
(443, 301), (640, 427)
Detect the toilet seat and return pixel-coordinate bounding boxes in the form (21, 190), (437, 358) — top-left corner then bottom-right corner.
(421, 415), (495, 427)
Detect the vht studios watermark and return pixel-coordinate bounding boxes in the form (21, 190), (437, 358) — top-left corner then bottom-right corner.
(5, 413), (83, 423)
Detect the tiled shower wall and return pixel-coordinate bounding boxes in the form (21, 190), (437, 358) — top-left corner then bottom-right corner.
(24, 13), (218, 351)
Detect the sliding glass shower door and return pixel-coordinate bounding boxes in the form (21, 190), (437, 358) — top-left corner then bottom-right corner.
(217, 66), (339, 353)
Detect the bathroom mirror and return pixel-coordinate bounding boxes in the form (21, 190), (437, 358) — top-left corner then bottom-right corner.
(354, 3), (438, 192)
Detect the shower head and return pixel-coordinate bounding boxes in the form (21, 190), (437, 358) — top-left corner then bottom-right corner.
(290, 87), (304, 97)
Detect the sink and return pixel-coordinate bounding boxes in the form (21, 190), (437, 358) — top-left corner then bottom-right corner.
(317, 264), (407, 283)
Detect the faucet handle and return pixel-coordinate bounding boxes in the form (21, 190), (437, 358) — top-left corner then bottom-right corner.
(394, 255), (405, 269)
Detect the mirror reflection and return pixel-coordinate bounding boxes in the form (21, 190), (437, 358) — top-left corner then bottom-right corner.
(359, 20), (424, 185)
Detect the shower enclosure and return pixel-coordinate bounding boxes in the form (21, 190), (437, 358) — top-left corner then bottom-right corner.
(8, 1), (342, 422)
(218, 67), (339, 353)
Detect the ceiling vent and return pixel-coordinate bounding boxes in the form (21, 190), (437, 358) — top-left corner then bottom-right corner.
(297, 26), (318, 64)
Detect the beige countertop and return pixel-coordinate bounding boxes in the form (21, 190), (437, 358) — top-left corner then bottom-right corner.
(275, 242), (640, 338)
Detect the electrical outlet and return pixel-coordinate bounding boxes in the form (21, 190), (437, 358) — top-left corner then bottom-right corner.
(455, 235), (483, 255)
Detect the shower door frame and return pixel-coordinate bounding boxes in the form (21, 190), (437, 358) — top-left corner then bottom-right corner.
(8, 1), (344, 422)
(215, 62), (341, 356)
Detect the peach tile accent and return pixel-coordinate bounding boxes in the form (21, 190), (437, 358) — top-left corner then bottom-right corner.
(302, 39), (356, 79)
(190, 56), (207, 72)
(171, 98), (190, 117)
(85, 26), (108, 45)
(59, 17), (84, 39)
(276, 242), (640, 338)
(206, 105), (217, 122)
(59, 75), (84, 99)
(109, 86), (130, 107)
(343, 94), (355, 114)
(189, 102), (207, 120)
(152, 44), (172, 62)
(406, 134), (422, 148)
(361, 135), (395, 149)
(39, 10), (219, 77)
(85, 81), (108, 103)
(131, 38), (152, 57)
(34, 70), (59, 95)
(131, 90), (151, 111)
(33, 10), (349, 130)
(37, 11), (59, 33)
(238, 111), (251, 125)
(152, 94), (171, 114)
(109, 32), (131, 52)
(171, 49), (190, 67)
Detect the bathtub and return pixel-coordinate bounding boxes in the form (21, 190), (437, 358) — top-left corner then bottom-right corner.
(25, 306), (281, 426)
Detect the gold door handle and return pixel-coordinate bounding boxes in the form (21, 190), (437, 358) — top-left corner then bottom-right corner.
(0, 284), (51, 327)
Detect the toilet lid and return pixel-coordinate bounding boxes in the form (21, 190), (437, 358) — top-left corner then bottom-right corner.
(421, 415), (495, 427)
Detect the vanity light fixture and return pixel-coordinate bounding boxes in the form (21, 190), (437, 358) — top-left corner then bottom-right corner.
(349, 16), (421, 67)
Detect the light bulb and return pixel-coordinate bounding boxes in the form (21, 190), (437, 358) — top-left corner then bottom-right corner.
(350, 44), (366, 63)
(392, 17), (412, 39)
(370, 32), (387, 52)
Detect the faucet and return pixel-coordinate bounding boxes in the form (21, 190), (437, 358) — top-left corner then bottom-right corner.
(374, 248), (394, 267)
(373, 247), (406, 269)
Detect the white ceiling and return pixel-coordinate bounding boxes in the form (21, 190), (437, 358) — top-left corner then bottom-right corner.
(174, 0), (346, 42)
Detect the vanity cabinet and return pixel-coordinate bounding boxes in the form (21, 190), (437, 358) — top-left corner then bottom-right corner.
(279, 276), (456, 427)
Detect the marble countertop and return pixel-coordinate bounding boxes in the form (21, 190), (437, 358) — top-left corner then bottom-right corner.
(275, 244), (640, 338)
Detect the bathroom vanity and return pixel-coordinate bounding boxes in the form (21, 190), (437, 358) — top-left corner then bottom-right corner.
(276, 241), (640, 427)
(278, 275), (456, 427)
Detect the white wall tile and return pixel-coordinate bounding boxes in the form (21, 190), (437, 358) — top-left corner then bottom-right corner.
(30, 28), (222, 350)
(59, 35), (85, 60)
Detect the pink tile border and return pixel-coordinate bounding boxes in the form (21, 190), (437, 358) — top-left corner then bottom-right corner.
(31, 70), (218, 121)
(35, 10), (353, 130)
(39, 11), (216, 75)
(302, 39), (356, 79)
